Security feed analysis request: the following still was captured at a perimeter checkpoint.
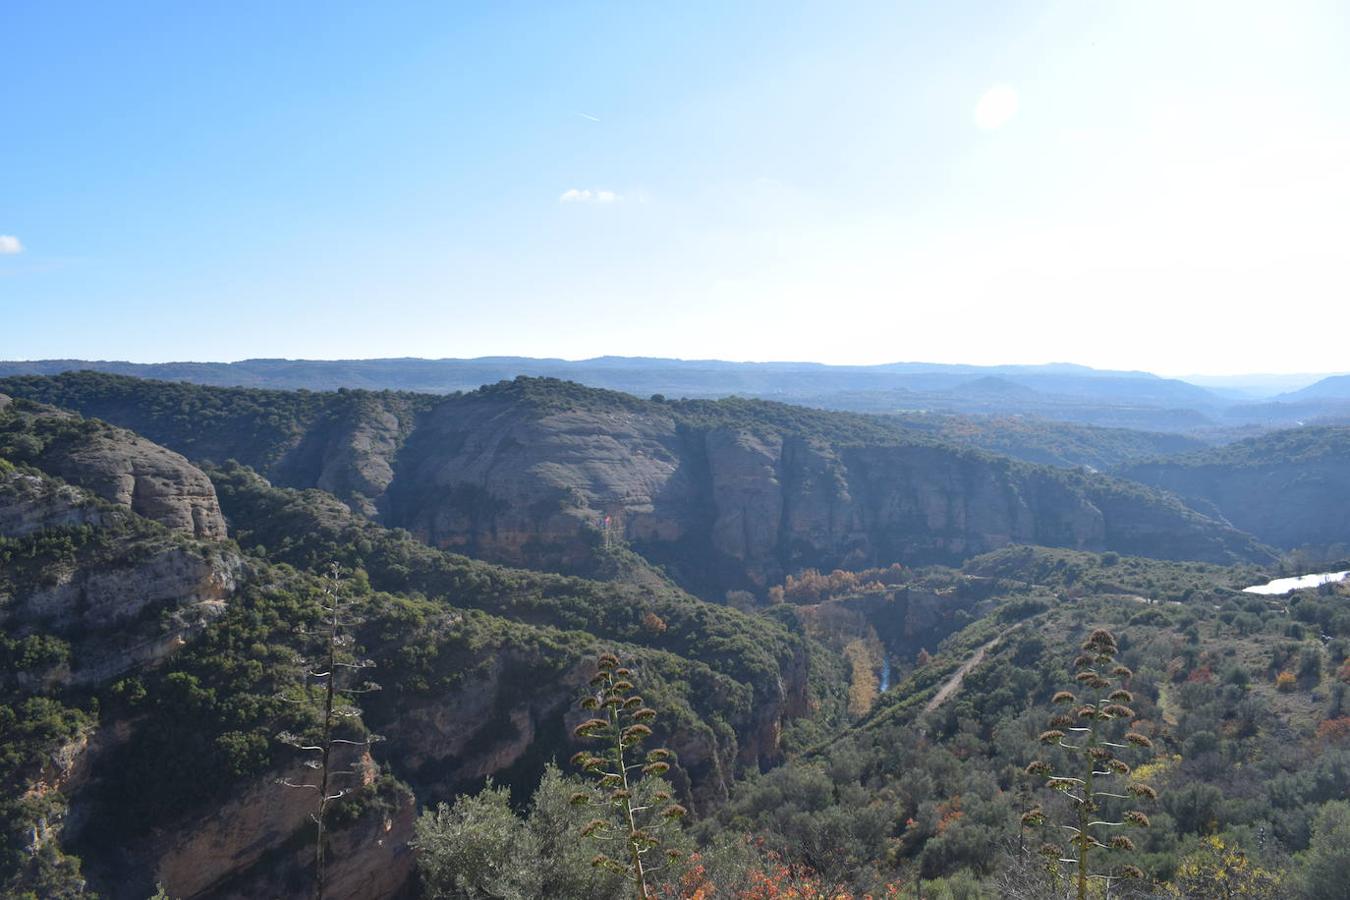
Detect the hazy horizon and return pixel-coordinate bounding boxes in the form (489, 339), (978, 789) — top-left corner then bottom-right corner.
(1, 353), (1343, 390)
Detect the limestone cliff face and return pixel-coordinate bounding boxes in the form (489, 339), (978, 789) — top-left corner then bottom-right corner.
(13, 545), (241, 685)
(0, 398), (228, 540)
(376, 648), (746, 813)
(273, 392), (428, 518)
(381, 650), (587, 795)
(705, 429), (786, 572)
(0, 466), (242, 685)
(62, 633), (764, 898)
(314, 404), (403, 514)
(382, 395), (1266, 593)
(386, 394), (695, 569)
(0, 470), (106, 537)
(39, 429), (228, 540)
(56, 721), (411, 900)
(2, 379), (1271, 593)
(130, 750), (413, 900)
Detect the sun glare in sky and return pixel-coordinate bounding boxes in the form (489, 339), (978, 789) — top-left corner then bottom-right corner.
(3, 2), (1350, 374)
(973, 85), (1019, 130)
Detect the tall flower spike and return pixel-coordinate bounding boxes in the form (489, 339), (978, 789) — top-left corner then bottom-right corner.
(570, 654), (682, 900)
(1026, 628), (1157, 899)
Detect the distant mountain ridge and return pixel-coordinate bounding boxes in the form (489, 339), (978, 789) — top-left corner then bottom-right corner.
(0, 355), (1195, 390)
(1277, 373), (1350, 402)
(5, 355), (1348, 433)
(0, 356), (1233, 429)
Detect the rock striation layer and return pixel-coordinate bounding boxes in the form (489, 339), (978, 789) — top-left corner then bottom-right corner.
(0, 395), (228, 539)
(380, 387), (1270, 593)
(39, 430), (228, 540)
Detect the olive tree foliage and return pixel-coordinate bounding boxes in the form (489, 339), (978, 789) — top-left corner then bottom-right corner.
(1022, 629), (1159, 900)
(412, 765), (628, 900)
(1294, 800), (1350, 900)
(412, 779), (541, 900)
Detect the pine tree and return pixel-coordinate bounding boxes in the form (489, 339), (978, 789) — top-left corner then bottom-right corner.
(1022, 629), (1159, 900)
(569, 652), (686, 900)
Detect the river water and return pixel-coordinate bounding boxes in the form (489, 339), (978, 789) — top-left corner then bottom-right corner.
(1242, 570), (1350, 595)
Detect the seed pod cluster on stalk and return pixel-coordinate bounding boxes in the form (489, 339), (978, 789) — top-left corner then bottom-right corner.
(569, 653), (687, 900)
(1022, 629), (1159, 900)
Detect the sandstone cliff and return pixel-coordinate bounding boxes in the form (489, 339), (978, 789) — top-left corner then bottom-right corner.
(19, 543), (241, 686)
(381, 387), (1270, 594)
(40, 429), (228, 540)
(144, 753), (414, 900)
(0, 467), (241, 685)
(0, 469), (105, 537)
(270, 390), (430, 518)
(1, 376), (1274, 597)
(371, 643), (758, 814)
(0, 396), (227, 539)
(62, 735), (413, 900)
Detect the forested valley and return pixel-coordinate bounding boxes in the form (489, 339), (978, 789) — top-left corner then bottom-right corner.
(2, 374), (1348, 899)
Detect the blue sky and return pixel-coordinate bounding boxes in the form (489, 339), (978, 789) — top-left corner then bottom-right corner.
(3, 1), (1349, 374)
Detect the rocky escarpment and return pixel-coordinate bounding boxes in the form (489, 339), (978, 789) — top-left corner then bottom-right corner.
(1, 386), (819, 897)
(15, 542), (241, 686)
(144, 753), (413, 900)
(0, 467), (242, 685)
(0, 468), (106, 537)
(1121, 426), (1350, 551)
(0, 375), (435, 518)
(39, 430), (228, 540)
(383, 391), (695, 571)
(207, 462), (808, 756)
(0, 465), (247, 897)
(275, 393), (419, 518)
(0, 377), (1273, 596)
(0, 395), (228, 539)
(66, 738), (413, 900)
(372, 644), (761, 815)
(380, 387), (1269, 594)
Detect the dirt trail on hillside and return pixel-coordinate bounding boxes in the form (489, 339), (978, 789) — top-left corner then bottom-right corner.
(923, 636), (1003, 714)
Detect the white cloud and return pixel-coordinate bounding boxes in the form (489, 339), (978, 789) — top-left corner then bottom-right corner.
(0, 235), (22, 255)
(559, 188), (620, 204)
(973, 84), (1019, 130)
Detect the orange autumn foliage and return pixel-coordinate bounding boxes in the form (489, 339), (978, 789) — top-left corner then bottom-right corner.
(664, 850), (900, 900)
(1185, 666), (1213, 684)
(1315, 716), (1350, 745)
(934, 795), (964, 835)
(768, 565), (907, 605)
